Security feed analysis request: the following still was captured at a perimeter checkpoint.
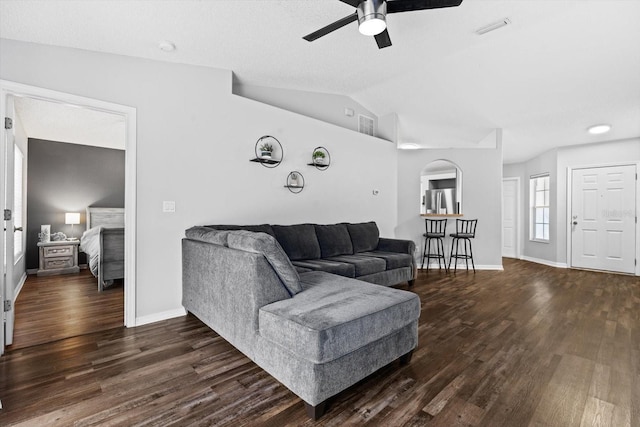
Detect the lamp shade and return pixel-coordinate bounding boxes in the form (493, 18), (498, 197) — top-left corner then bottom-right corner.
(65, 212), (81, 225)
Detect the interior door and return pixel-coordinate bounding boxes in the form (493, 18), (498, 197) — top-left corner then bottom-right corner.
(1, 94), (16, 352)
(502, 178), (518, 258)
(571, 165), (637, 273)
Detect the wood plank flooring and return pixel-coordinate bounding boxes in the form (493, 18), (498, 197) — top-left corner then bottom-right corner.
(0, 259), (638, 426)
(9, 270), (123, 350)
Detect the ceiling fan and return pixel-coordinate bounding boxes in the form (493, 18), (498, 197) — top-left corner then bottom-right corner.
(303, 0), (464, 49)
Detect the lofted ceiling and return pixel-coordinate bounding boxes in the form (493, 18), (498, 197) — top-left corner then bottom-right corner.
(1, 0), (639, 163)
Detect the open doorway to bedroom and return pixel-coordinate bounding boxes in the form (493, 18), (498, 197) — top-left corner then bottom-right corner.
(1, 81), (136, 354)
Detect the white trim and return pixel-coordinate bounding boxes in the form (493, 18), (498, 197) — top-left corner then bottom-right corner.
(566, 161), (639, 276)
(135, 307), (187, 327)
(13, 273), (27, 301)
(0, 80), (138, 327)
(520, 255), (569, 269)
(448, 262), (504, 271)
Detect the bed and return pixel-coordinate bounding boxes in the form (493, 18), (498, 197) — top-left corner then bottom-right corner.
(80, 207), (125, 291)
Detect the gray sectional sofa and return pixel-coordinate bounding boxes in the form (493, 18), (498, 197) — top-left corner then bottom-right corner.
(182, 221), (419, 419)
(203, 221), (416, 287)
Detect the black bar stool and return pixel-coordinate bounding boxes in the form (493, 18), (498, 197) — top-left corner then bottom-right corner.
(448, 219), (478, 272)
(421, 219), (448, 272)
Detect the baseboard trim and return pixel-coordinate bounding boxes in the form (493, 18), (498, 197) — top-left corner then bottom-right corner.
(14, 273), (27, 301)
(420, 263), (504, 271)
(134, 307), (187, 327)
(520, 256), (568, 269)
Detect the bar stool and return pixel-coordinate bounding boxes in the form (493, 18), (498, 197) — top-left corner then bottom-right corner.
(448, 219), (478, 272)
(421, 219), (448, 272)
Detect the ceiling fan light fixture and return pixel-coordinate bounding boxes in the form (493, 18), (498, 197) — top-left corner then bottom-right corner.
(587, 124), (611, 135)
(357, 0), (387, 36)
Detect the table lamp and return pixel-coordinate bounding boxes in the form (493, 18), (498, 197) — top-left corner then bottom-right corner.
(65, 212), (81, 240)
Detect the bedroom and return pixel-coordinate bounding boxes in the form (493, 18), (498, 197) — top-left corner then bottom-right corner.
(8, 97), (127, 349)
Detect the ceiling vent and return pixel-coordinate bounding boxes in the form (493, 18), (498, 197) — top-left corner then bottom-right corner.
(358, 114), (375, 136)
(475, 18), (511, 35)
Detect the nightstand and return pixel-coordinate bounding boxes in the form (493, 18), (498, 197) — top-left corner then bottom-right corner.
(37, 240), (80, 276)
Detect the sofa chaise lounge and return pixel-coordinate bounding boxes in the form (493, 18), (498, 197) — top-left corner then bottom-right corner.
(182, 221), (420, 419)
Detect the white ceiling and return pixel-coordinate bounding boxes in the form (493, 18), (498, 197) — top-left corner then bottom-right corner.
(13, 97), (126, 150)
(1, 0), (639, 163)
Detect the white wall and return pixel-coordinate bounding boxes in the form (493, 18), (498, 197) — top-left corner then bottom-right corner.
(396, 138), (504, 269)
(234, 84), (380, 139)
(0, 38), (398, 321)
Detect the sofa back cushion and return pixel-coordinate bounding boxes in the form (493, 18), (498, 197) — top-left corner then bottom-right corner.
(185, 226), (230, 246)
(272, 224), (321, 261)
(227, 230), (302, 296)
(203, 224), (275, 237)
(314, 224), (353, 257)
(347, 221), (380, 253)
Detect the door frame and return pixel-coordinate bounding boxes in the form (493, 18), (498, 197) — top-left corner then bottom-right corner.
(0, 81), (137, 355)
(502, 177), (521, 259)
(566, 162), (640, 276)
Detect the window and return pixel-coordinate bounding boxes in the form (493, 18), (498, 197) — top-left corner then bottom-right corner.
(14, 147), (24, 258)
(530, 174), (549, 241)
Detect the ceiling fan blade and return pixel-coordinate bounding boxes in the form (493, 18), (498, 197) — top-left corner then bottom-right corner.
(387, 0), (463, 14)
(339, 0), (361, 7)
(374, 29), (392, 49)
(303, 12), (358, 41)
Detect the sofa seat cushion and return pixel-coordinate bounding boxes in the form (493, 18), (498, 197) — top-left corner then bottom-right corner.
(272, 224), (322, 261)
(325, 255), (387, 276)
(359, 251), (414, 270)
(259, 271), (420, 364)
(227, 231), (302, 296)
(314, 224), (353, 257)
(291, 259), (355, 278)
(347, 222), (380, 253)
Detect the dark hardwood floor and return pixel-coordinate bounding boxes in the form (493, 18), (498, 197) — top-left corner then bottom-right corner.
(0, 259), (638, 426)
(9, 269), (123, 350)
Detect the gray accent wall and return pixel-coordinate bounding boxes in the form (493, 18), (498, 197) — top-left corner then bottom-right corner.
(26, 138), (125, 270)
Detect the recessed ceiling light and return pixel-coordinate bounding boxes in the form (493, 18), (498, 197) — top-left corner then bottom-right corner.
(587, 124), (611, 135)
(158, 41), (176, 52)
(398, 143), (420, 150)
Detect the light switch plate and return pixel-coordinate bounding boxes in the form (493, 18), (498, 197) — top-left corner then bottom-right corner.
(162, 201), (176, 213)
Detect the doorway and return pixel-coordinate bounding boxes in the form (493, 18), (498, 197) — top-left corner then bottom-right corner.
(570, 164), (637, 274)
(502, 177), (520, 258)
(1, 80), (137, 355)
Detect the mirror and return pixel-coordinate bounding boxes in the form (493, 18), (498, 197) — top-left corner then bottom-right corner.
(420, 160), (462, 215)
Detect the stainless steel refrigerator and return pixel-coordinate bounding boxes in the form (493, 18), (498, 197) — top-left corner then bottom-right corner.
(425, 189), (457, 214)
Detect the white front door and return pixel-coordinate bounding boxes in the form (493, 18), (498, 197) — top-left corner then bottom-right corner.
(502, 178), (518, 258)
(571, 165), (637, 274)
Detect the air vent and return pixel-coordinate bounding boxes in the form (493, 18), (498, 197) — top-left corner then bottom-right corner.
(358, 114), (375, 136)
(476, 18), (511, 35)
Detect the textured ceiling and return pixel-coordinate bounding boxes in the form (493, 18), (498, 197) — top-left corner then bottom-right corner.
(1, 0), (639, 163)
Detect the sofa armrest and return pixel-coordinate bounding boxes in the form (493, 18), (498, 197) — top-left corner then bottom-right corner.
(377, 238), (415, 255)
